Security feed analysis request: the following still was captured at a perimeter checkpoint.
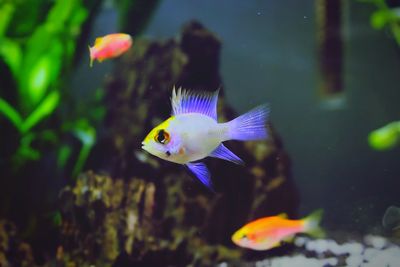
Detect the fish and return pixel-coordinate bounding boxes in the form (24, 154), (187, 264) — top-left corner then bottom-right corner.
(88, 33), (132, 67)
(141, 87), (269, 190)
(382, 206), (400, 233)
(231, 209), (324, 250)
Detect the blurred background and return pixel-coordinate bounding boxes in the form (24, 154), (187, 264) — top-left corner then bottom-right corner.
(1, 0), (400, 266)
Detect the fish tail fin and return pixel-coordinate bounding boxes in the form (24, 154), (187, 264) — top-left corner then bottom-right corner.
(88, 45), (94, 67)
(303, 209), (325, 238)
(223, 104), (269, 141)
(382, 206), (400, 230)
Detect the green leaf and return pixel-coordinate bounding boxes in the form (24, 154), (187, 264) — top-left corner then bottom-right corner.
(371, 10), (390, 29)
(57, 144), (72, 168)
(21, 90), (60, 133)
(46, 0), (77, 27)
(52, 211), (62, 227)
(368, 121), (400, 150)
(70, 6), (88, 27)
(12, 132), (41, 167)
(0, 3), (15, 37)
(71, 119), (96, 177)
(0, 38), (22, 78)
(73, 119), (96, 146)
(19, 24), (63, 110)
(391, 23), (400, 46)
(27, 56), (52, 105)
(0, 97), (23, 131)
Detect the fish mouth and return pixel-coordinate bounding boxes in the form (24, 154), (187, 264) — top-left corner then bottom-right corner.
(141, 141), (146, 150)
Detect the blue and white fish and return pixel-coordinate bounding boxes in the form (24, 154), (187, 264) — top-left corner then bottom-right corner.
(141, 87), (269, 190)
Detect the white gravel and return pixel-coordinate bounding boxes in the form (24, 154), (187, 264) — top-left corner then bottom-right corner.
(218, 234), (400, 267)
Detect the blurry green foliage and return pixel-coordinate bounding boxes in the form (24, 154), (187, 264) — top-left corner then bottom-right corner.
(363, 1), (400, 152)
(0, 0), (96, 174)
(62, 118), (97, 177)
(368, 121), (400, 150)
(0, 0), (160, 177)
(361, 0), (400, 45)
(0, 0), (161, 250)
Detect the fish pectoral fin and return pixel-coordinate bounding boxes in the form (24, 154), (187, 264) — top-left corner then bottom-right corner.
(282, 235), (294, 243)
(209, 143), (244, 165)
(185, 162), (214, 192)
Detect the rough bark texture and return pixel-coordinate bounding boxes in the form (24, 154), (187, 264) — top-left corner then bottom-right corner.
(57, 21), (300, 266)
(0, 220), (37, 267)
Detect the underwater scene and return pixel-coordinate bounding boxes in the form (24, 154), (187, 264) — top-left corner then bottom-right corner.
(1, 0), (400, 266)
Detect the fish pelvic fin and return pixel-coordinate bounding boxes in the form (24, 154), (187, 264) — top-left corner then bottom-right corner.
(88, 45), (94, 67)
(209, 143), (244, 165)
(223, 104), (269, 141)
(282, 235), (295, 243)
(185, 162), (215, 192)
(303, 209), (325, 238)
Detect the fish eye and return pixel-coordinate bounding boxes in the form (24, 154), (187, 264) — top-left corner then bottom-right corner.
(155, 129), (170, 144)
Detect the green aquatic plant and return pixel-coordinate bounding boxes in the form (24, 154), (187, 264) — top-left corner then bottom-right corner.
(368, 121), (400, 150)
(362, 1), (400, 151)
(0, 0), (96, 170)
(361, 0), (400, 46)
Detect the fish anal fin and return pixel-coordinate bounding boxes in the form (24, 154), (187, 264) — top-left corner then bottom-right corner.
(209, 143), (244, 165)
(277, 213), (288, 219)
(186, 162), (214, 192)
(270, 241), (281, 249)
(171, 86), (219, 120)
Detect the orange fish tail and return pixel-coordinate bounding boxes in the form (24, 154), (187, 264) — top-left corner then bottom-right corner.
(302, 209), (325, 238)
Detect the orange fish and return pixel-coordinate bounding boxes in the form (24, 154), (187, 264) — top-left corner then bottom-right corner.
(88, 33), (132, 67)
(231, 209), (324, 250)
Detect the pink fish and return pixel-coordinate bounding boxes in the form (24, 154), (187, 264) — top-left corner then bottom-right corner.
(88, 33), (132, 67)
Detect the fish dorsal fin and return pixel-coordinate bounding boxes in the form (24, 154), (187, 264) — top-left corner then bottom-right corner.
(171, 86), (219, 120)
(94, 37), (103, 46)
(277, 213), (288, 219)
